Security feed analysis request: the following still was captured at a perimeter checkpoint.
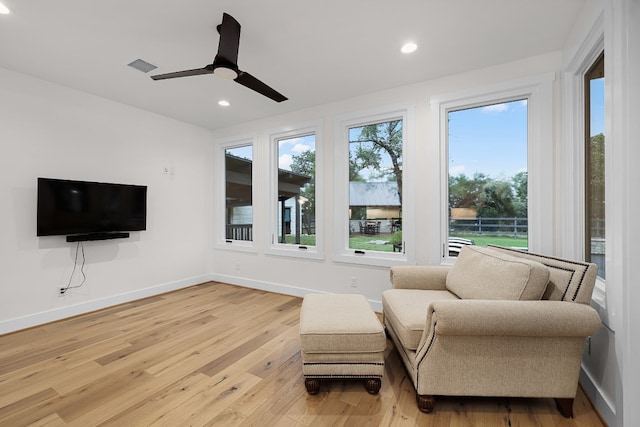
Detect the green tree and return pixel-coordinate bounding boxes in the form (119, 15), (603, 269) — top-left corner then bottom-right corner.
(589, 133), (605, 233)
(511, 171), (528, 217)
(350, 120), (403, 203)
(449, 172), (490, 210)
(449, 172), (527, 219)
(477, 180), (516, 218)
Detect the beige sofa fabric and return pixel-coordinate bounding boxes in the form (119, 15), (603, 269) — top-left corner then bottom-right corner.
(487, 245), (598, 303)
(299, 293), (386, 353)
(445, 245), (550, 300)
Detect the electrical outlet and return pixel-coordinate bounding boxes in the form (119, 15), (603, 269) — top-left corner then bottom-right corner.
(235, 262), (240, 271)
(350, 277), (358, 288)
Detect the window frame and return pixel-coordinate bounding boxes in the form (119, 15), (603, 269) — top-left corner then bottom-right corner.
(266, 121), (324, 260)
(584, 51), (605, 278)
(561, 13), (606, 309)
(333, 103), (415, 267)
(214, 134), (258, 253)
(431, 73), (555, 263)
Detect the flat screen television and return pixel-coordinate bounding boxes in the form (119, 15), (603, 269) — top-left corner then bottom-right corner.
(37, 178), (147, 239)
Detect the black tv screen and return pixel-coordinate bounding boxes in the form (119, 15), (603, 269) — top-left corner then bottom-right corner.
(37, 178), (147, 237)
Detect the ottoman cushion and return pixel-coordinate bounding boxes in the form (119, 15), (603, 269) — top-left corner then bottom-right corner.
(299, 294), (386, 354)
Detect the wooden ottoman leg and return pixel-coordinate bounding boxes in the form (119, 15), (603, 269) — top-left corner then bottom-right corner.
(416, 394), (435, 413)
(365, 378), (382, 394)
(555, 397), (574, 418)
(305, 378), (321, 395)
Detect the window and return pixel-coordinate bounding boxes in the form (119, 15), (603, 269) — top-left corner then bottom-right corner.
(447, 99), (528, 256)
(222, 142), (254, 245)
(349, 119), (403, 252)
(269, 124), (322, 258)
(432, 73), (554, 261)
(585, 52), (605, 278)
(334, 105), (414, 267)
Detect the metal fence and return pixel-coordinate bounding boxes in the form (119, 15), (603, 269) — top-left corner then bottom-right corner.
(449, 217), (528, 237)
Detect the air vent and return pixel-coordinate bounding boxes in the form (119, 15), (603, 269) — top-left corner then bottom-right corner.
(127, 59), (158, 73)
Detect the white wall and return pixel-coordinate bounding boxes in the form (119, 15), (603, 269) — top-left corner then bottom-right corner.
(0, 67), (214, 333)
(209, 52), (563, 309)
(605, 1), (640, 425)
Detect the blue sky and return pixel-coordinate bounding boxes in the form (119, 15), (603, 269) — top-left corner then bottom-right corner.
(448, 99), (528, 179)
(591, 78), (605, 136)
(278, 134), (315, 170)
(226, 145), (253, 160)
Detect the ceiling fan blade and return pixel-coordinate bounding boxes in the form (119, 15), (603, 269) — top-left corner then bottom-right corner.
(215, 13), (241, 67)
(235, 71), (288, 103)
(151, 66), (213, 81)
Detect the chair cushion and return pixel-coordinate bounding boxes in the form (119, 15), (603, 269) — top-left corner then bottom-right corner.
(445, 246), (549, 301)
(382, 289), (459, 350)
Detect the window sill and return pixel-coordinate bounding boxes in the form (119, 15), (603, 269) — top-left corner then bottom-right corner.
(265, 245), (324, 260)
(214, 240), (258, 253)
(333, 251), (412, 268)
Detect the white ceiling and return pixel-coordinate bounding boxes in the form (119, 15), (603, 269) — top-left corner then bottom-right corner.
(0, 0), (586, 131)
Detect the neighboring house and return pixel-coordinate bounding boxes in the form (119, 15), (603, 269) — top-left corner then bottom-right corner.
(225, 154), (312, 241)
(349, 181), (400, 220)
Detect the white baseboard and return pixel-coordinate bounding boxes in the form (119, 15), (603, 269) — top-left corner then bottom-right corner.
(580, 366), (616, 426)
(0, 274), (213, 335)
(210, 273), (383, 312)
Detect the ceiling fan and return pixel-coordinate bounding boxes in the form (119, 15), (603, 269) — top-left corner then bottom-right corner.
(150, 13), (288, 103)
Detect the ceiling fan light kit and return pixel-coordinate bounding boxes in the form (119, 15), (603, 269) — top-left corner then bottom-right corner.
(151, 13), (288, 103)
(213, 66), (238, 80)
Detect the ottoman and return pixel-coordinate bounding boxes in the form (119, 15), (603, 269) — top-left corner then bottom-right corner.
(299, 293), (386, 394)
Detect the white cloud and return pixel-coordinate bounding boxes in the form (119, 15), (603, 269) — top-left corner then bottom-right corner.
(291, 143), (312, 154)
(450, 165), (466, 175)
(482, 103), (509, 113)
(279, 153), (293, 170)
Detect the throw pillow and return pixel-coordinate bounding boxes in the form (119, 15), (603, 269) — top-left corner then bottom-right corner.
(445, 245), (549, 300)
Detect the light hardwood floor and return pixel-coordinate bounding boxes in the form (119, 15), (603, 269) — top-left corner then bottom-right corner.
(0, 282), (605, 426)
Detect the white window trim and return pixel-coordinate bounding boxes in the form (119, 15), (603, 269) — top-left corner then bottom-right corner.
(265, 121), (324, 260)
(214, 134), (258, 253)
(562, 12), (607, 311)
(333, 103), (416, 268)
(431, 73), (555, 264)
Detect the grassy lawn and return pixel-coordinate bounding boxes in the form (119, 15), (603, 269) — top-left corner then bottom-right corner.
(451, 234), (528, 248)
(283, 235), (317, 245)
(349, 234), (395, 251)
(282, 233), (528, 251)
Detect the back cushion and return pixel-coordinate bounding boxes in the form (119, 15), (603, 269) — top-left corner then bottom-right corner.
(487, 245), (598, 303)
(446, 246), (549, 300)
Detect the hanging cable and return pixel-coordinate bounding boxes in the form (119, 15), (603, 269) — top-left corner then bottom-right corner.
(60, 241), (86, 294)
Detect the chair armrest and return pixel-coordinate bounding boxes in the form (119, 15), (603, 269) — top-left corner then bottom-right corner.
(425, 300), (601, 338)
(390, 266), (450, 290)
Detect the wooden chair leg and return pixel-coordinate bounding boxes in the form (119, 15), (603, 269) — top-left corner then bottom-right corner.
(305, 378), (320, 395)
(416, 394), (435, 413)
(555, 397), (574, 418)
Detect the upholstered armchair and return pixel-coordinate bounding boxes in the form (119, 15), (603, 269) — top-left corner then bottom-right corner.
(382, 245), (602, 417)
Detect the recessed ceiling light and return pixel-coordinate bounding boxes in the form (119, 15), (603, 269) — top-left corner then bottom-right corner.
(401, 42), (418, 54)
(218, 100), (230, 107)
(0, 2), (11, 14)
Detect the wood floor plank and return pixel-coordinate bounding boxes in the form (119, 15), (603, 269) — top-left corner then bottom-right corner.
(0, 282), (606, 427)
